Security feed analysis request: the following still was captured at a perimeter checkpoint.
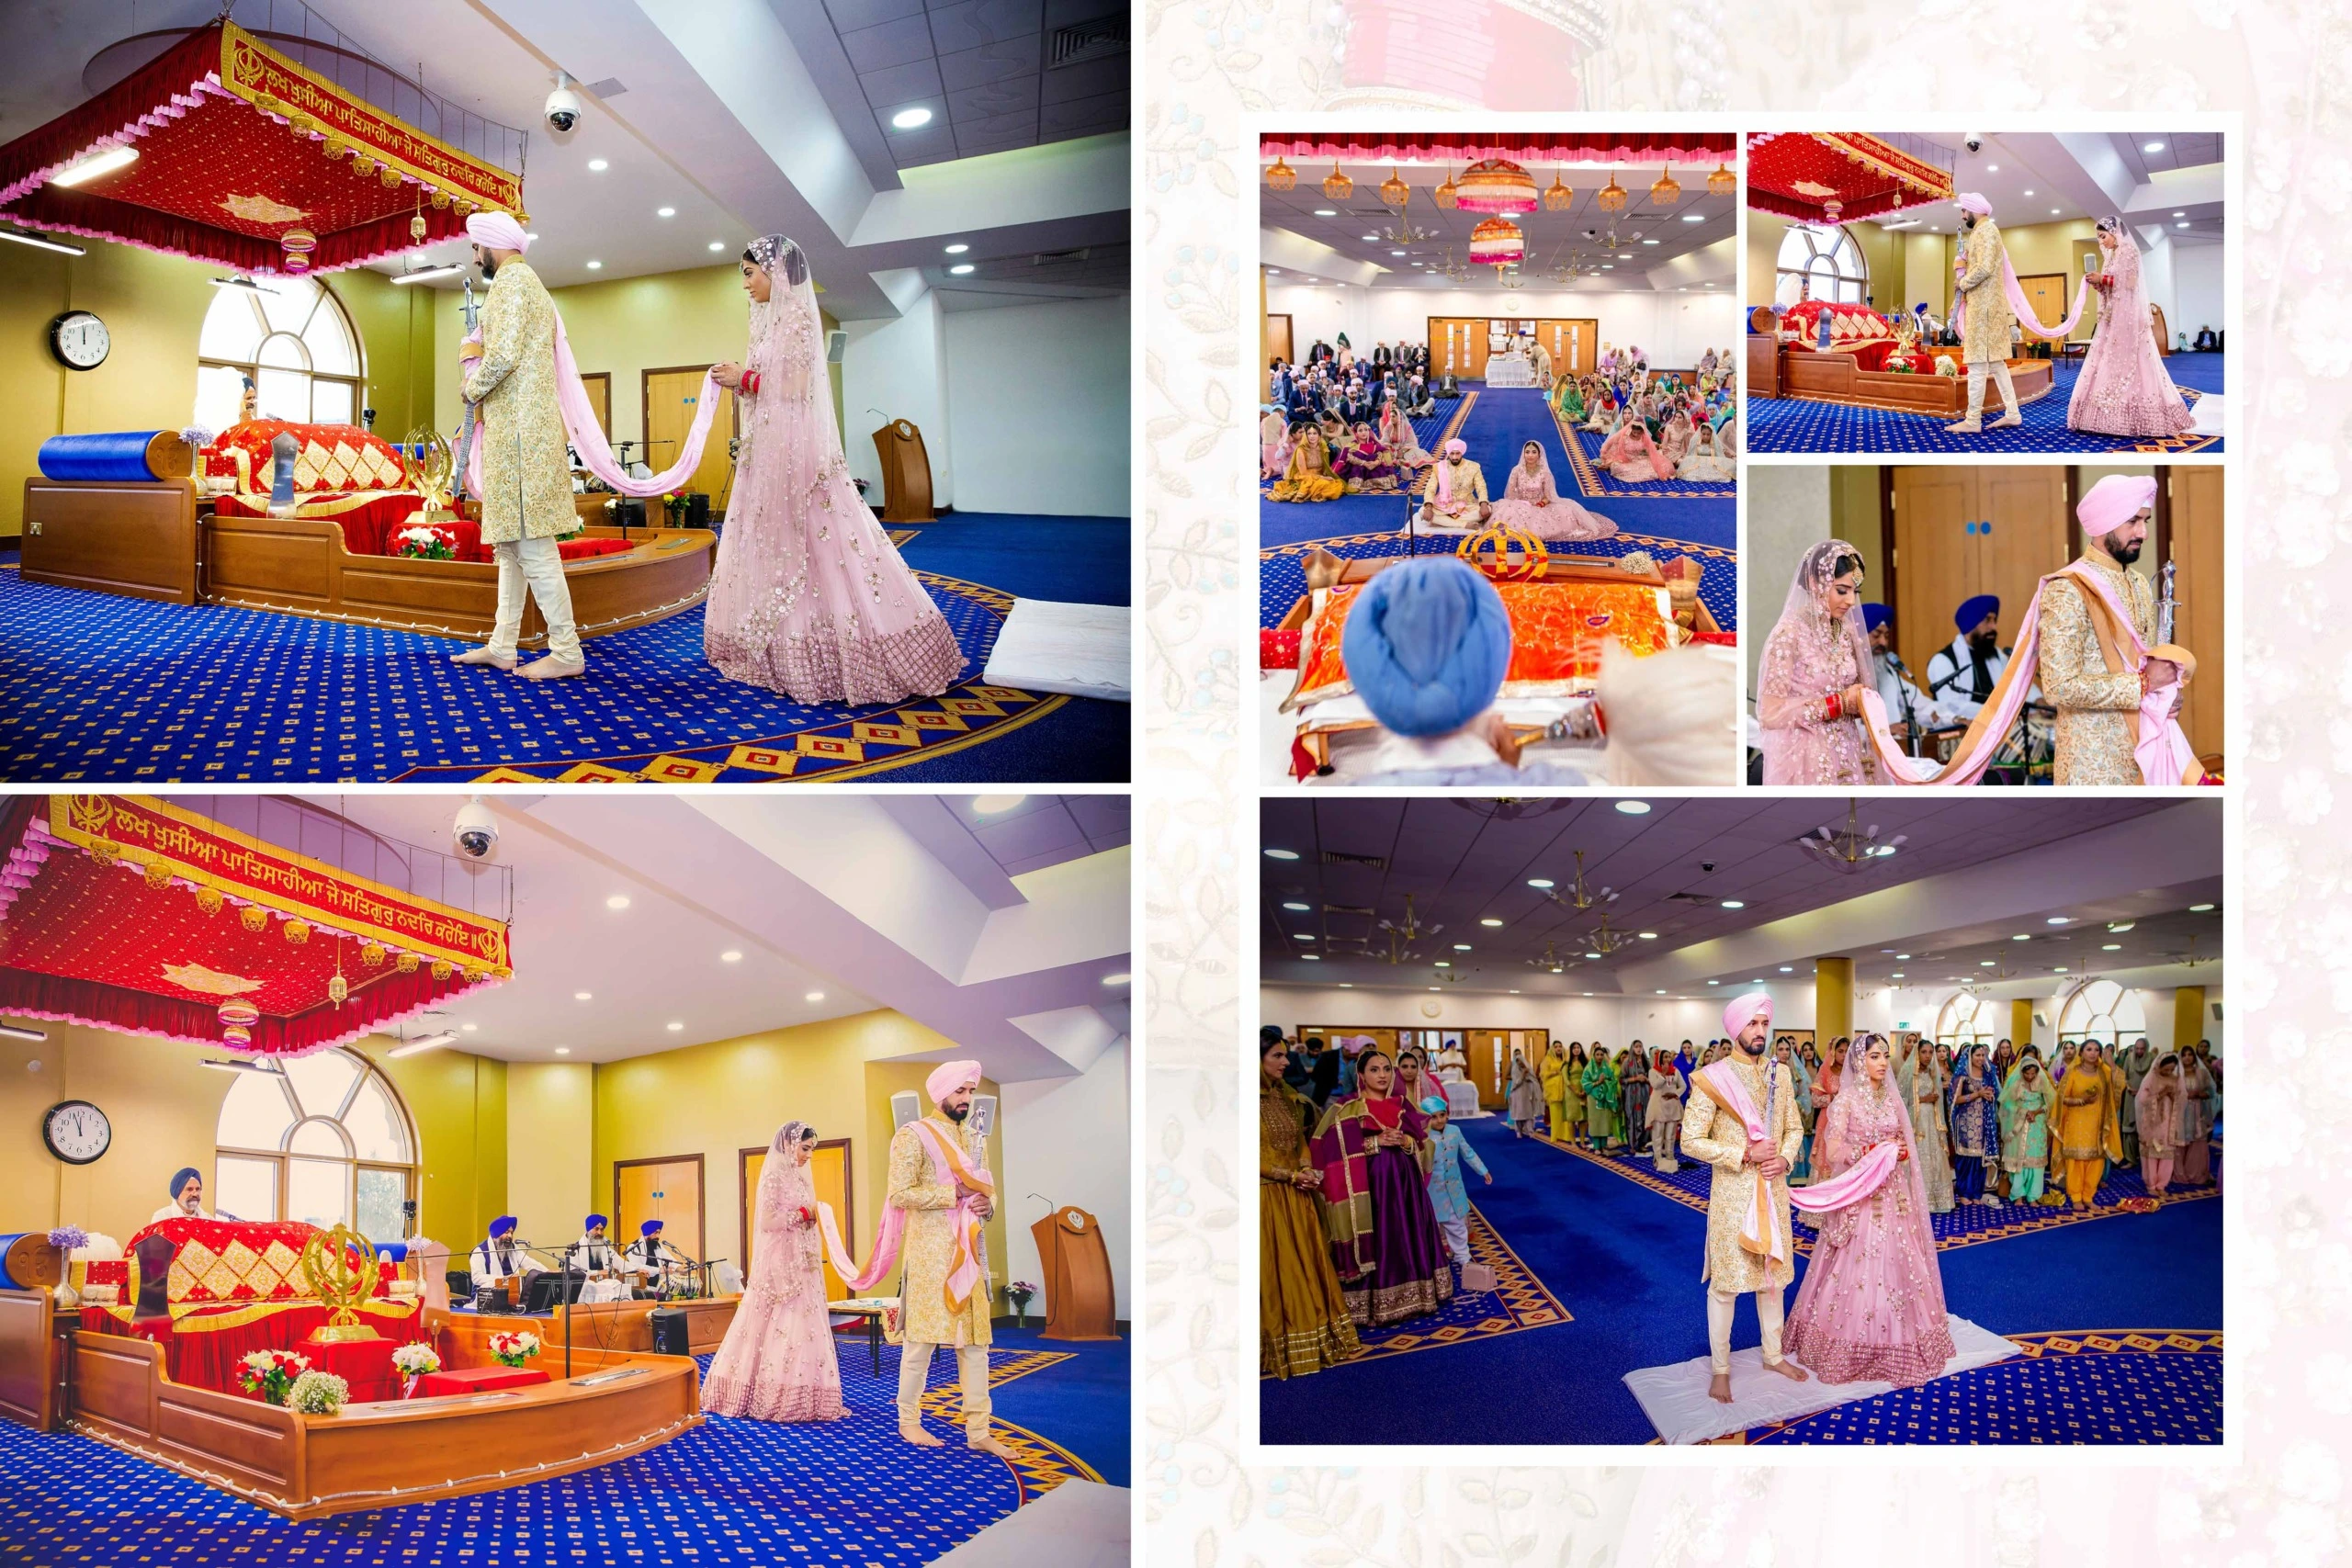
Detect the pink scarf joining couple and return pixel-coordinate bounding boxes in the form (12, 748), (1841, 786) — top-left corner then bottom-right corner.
(813, 1063), (993, 1314)
(1693, 1050), (1902, 1266)
(1949, 196), (2095, 344)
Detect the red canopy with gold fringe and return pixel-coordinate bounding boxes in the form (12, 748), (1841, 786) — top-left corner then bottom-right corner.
(1747, 132), (1954, 225)
(0, 795), (510, 1056)
(0, 21), (523, 275)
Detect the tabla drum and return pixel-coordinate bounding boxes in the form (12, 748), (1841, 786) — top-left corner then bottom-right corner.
(0, 1233), (64, 1292)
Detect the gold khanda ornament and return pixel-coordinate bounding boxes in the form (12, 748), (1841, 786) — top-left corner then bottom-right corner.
(299, 1224), (382, 1344)
(1455, 521), (1551, 582)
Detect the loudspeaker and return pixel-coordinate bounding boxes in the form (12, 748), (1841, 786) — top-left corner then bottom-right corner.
(613, 497), (645, 529)
(682, 492), (711, 528)
(2211, 1002), (2222, 1021)
(826, 330), (847, 364)
(890, 1090), (920, 1129)
(649, 1306), (691, 1356)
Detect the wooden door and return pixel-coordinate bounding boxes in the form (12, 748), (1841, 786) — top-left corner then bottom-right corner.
(2170, 466), (2225, 764)
(1428, 318), (1491, 379)
(1264, 314), (1293, 367)
(2015, 274), (2069, 348)
(579, 373), (612, 442)
(642, 367), (736, 513)
(1466, 1030), (1509, 1106)
(1889, 466), (1977, 681)
(741, 1140), (853, 1299)
(1977, 465), (2071, 653)
(616, 1155), (705, 1264)
(1536, 319), (1599, 378)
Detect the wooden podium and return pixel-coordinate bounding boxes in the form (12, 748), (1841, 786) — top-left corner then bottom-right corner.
(1029, 1204), (1117, 1342)
(871, 418), (937, 524)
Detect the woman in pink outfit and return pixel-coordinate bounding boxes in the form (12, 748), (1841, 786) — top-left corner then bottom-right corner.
(1783, 1034), (1956, 1388)
(1755, 539), (1884, 784)
(706, 234), (967, 704)
(2068, 215), (2197, 439)
(2134, 1053), (2188, 1197)
(1486, 440), (1618, 542)
(700, 1120), (848, 1422)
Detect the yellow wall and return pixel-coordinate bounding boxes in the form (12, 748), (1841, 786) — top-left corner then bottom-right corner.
(1825, 466), (1886, 592)
(1747, 212), (1786, 306)
(0, 1023), (503, 1247)
(0, 238), (435, 536)
(592, 1010), (1011, 1309)
(506, 1060), (594, 1245)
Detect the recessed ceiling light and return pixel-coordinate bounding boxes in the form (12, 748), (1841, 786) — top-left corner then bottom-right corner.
(1510, 989), (1521, 995)
(2053, 966), (2070, 974)
(1890, 972), (1905, 978)
(1615, 800), (1651, 815)
(1102, 973), (1130, 987)
(2177, 221), (2189, 229)
(605, 895), (630, 909)
(526, 231), (539, 241)
(554, 1046), (571, 1055)
(1313, 209), (1337, 217)
(707, 241), (725, 252)
(2103, 942), (2123, 951)
(1429, 987), (1440, 992)
(1638, 932), (1657, 941)
(944, 243), (969, 254)
(1656, 988), (1667, 995)
(973, 794), (1026, 815)
(2173, 210), (2186, 218)
(1338, 983), (1352, 988)
(667, 1021), (684, 1031)
(2189, 903), (2215, 912)
(1282, 901), (1310, 911)
(1586, 952), (1602, 961)
(1302, 953), (1320, 961)
(1981, 960), (1996, 967)
(1361, 233), (1379, 241)
(1722, 899), (1745, 909)
(585, 260), (603, 270)
(721, 951), (742, 963)
(2014, 935), (2031, 942)
(1641, 239), (1659, 245)
(2144, 141), (2165, 152)
(1527, 878), (1554, 889)
(892, 107), (933, 129)
(1986, 164), (2000, 172)
(1707, 979), (1720, 986)
(1897, 953), (1910, 960)
(1778, 965), (1792, 973)
(587, 158), (609, 172)
(1264, 849), (1300, 860)
(1681, 213), (1704, 222)
(2052, 209), (2061, 215)
(1453, 943), (1472, 951)
(2023, 189), (2035, 197)
(460, 1022), (479, 1032)
(2046, 916), (2070, 925)
(2108, 921), (2135, 932)
(1434, 961), (1451, 968)
(656, 207), (675, 218)
(575, 991), (593, 1000)
(1480, 918), (1503, 927)
(949, 264), (975, 275)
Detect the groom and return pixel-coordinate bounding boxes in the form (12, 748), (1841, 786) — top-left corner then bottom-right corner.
(1681, 993), (1808, 1404)
(450, 211), (584, 679)
(1944, 193), (2023, 435)
(888, 1060), (1015, 1459)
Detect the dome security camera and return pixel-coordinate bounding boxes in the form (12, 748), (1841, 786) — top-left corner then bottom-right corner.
(546, 73), (582, 134)
(453, 797), (500, 862)
(1963, 132), (1983, 154)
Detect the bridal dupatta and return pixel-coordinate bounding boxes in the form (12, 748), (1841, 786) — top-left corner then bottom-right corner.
(467, 314), (726, 502)
(813, 1118), (993, 1315)
(1953, 242), (2096, 344)
(1855, 558), (2203, 785)
(1690, 1058), (1903, 1266)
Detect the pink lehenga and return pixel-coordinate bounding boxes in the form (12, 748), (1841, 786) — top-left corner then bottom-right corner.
(704, 234), (967, 704)
(700, 1121), (849, 1423)
(1486, 448), (1617, 542)
(1755, 538), (1884, 784)
(2067, 218), (2196, 439)
(1782, 1042), (1957, 1387)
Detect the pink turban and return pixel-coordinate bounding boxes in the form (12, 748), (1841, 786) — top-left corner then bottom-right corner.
(926, 1058), (983, 1104)
(1724, 992), (1773, 1041)
(1442, 439), (1467, 457)
(1955, 192), (1991, 216)
(2077, 473), (2157, 536)
(465, 211), (530, 254)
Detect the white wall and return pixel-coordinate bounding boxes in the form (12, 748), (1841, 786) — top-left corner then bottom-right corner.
(842, 289), (955, 508)
(1264, 281), (1742, 370)
(2172, 244), (2224, 344)
(943, 296), (1130, 517)
(1000, 1037), (1130, 1318)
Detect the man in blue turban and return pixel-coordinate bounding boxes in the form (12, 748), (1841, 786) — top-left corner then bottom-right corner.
(628, 1218), (682, 1295)
(469, 1214), (539, 1306)
(1928, 592), (2014, 720)
(574, 1213), (635, 1302)
(1861, 603), (1952, 744)
(1325, 558), (1539, 784)
(151, 1167), (211, 1223)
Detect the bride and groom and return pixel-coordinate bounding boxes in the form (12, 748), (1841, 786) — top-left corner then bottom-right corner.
(1684, 994), (1954, 1403)
(449, 215), (963, 702)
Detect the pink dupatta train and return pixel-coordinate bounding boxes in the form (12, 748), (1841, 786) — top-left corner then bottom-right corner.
(1691, 1058), (1903, 1266)
(814, 1119), (994, 1315)
(467, 315), (726, 502)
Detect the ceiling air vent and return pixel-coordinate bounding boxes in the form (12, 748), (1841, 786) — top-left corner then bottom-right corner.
(584, 77), (628, 98)
(1049, 16), (1128, 68)
(1322, 904), (1375, 918)
(1319, 850), (1387, 869)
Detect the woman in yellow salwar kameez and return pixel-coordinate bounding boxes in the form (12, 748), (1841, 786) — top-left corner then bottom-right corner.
(2053, 1042), (2125, 1207)
(1539, 1041), (1569, 1140)
(1269, 426), (1346, 502)
(1259, 1034), (1362, 1377)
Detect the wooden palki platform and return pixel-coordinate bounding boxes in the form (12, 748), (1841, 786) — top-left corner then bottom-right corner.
(1747, 340), (2052, 417)
(0, 1287), (702, 1520)
(18, 478), (713, 648)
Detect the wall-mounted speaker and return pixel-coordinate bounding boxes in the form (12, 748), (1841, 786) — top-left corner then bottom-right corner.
(2211, 1002), (2222, 1021)
(827, 330), (848, 364)
(890, 1089), (920, 1129)
(970, 1093), (997, 1138)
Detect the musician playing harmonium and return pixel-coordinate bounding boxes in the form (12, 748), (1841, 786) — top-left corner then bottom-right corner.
(573, 1213), (638, 1304)
(468, 1214), (543, 1307)
(627, 1218), (694, 1298)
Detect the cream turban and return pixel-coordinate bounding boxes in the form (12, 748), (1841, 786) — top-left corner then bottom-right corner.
(1955, 193), (1992, 216)
(2077, 473), (2157, 536)
(1723, 992), (1773, 1041)
(926, 1059), (982, 1104)
(465, 212), (529, 254)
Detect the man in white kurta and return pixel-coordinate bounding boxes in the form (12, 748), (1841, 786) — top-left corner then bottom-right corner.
(890, 1060), (1014, 1457)
(150, 1167), (213, 1224)
(1680, 993), (1808, 1404)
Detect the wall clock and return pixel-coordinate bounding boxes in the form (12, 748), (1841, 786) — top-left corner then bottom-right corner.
(41, 1099), (111, 1165)
(1420, 999), (1442, 1018)
(50, 310), (110, 370)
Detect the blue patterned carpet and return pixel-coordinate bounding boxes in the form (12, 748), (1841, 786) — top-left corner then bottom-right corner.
(1259, 1113), (2219, 1446)
(0, 1330), (1122, 1566)
(1747, 353), (2223, 455)
(0, 513), (1128, 784)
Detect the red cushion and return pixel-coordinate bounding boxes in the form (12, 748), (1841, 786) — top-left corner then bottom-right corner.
(1261, 628), (1301, 670)
(412, 1364), (550, 1396)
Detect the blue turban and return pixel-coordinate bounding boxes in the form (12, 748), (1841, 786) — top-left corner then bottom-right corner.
(488, 1215), (517, 1238)
(167, 1167), (201, 1200)
(1955, 593), (1999, 632)
(639, 1219), (664, 1236)
(584, 1214), (609, 1233)
(1419, 1095), (1450, 1115)
(1340, 558), (1512, 739)
(1861, 603), (1892, 633)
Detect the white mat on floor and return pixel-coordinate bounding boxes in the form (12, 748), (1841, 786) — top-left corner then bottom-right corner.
(1624, 1314), (2018, 1445)
(929, 1480), (1129, 1568)
(981, 599), (1130, 702)
(2188, 390), (2225, 435)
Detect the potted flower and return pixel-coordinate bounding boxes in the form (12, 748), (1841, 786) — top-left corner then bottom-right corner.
(390, 1341), (443, 1398)
(237, 1348), (311, 1405)
(47, 1227), (87, 1309)
(1007, 1280), (1038, 1328)
(394, 524), (454, 560)
(661, 491), (683, 527)
(287, 1370), (350, 1416)
(487, 1328), (541, 1369)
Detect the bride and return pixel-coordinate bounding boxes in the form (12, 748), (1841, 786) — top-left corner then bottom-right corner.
(1754, 539), (1883, 785)
(2068, 214), (2197, 439)
(1486, 440), (1617, 542)
(1781, 1033), (1957, 1387)
(706, 235), (967, 704)
(699, 1120), (848, 1422)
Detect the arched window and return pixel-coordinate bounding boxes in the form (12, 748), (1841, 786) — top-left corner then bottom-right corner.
(213, 1048), (417, 1243)
(195, 276), (363, 432)
(2056, 978), (2146, 1054)
(1776, 223), (1868, 307)
(1934, 990), (1998, 1054)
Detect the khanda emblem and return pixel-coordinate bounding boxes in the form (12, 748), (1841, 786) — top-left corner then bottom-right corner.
(67, 795), (116, 838)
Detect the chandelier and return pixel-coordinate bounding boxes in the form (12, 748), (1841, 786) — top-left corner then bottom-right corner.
(1380, 166), (1409, 208)
(1265, 157), (1296, 192)
(1432, 167), (1459, 209)
(1582, 912), (1636, 957)
(1372, 930), (1418, 965)
(1377, 891), (1441, 944)
(1596, 172), (1627, 212)
(1454, 157), (1538, 213)
(1527, 941), (1568, 975)
(1706, 161), (1736, 197)
(1650, 168), (1681, 205)
(1543, 174), (1574, 211)
(1795, 800), (1910, 874)
(1321, 162), (1352, 200)
(1533, 850), (1618, 911)
(1497, 265), (1526, 289)
(1469, 217), (1524, 268)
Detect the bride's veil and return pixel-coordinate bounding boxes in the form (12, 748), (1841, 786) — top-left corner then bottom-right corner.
(1757, 538), (1873, 780)
(741, 232), (858, 488)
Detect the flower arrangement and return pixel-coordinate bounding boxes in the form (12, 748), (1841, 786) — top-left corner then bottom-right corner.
(487, 1328), (541, 1369)
(1935, 358), (1960, 379)
(390, 1341), (442, 1397)
(238, 1348), (311, 1405)
(47, 1225), (89, 1252)
(394, 525), (455, 560)
(287, 1370), (349, 1415)
(1007, 1279), (1038, 1326)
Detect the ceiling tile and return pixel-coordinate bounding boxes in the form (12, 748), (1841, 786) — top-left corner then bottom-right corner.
(1041, 55), (1126, 102)
(938, 39), (1039, 90)
(841, 16), (940, 73)
(826, 0), (930, 32)
(859, 60), (947, 105)
(929, 0), (1046, 53)
(1042, 90), (1126, 136)
(948, 75), (1042, 120)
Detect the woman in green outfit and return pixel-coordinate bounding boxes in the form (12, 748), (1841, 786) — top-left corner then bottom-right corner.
(1582, 1046), (1623, 1152)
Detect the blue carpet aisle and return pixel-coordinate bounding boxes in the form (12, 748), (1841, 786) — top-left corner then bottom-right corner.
(0, 513), (1129, 784)
(1258, 1114), (2220, 1447)
(1747, 354), (2224, 455)
(1260, 384), (1737, 631)
(0, 1330), (1122, 1568)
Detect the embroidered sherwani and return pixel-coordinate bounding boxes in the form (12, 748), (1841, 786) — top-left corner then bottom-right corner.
(461, 260), (573, 543)
(1680, 1055), (1804, 1292)
(1420, 458), (1488, 524)
(886, 1115), (993, 1349)
(1955, 218), (2015, 365)
(2037, 553), (2155, 785)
